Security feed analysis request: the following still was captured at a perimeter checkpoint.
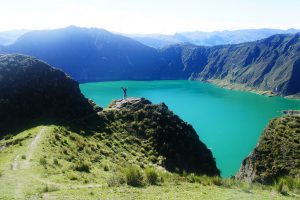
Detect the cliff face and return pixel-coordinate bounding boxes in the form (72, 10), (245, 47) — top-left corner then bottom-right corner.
(236, 115), (300, 183)
(99, 97), (220, 176)
(0, 54), (99, 134)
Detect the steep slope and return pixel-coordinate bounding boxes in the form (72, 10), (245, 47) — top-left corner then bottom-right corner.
(102, 98), (219, 176)
(236, 114), (300, 184)
(0, 54), (99, 134)
(161, 33), (300, 96)
(128, 28), (300, 48)
(3, 26), (162, 82)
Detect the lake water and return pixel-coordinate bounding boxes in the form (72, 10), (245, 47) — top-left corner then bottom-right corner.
(80, 80), (300, 177)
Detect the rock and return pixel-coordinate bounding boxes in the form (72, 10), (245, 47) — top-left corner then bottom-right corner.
(236, 115), (300, 184)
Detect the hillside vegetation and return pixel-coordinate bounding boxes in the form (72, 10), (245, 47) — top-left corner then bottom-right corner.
(236, 115), (300, 184)
(1, 125), (297, 199)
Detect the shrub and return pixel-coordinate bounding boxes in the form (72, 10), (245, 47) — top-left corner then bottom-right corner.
(187, 173), (197, 183)
(103, 164), (109, 171)
(145, 167), (159, 185)
(67, 171), (79, 180)
(124, 166), (144, 187)
(21, 155), (26, 160)
(40, 158), (47, 167)
(74, 161), (91, 173)
(53, 158), (59, 166)
(107, 173), (126, 187)
(211, 176), (222, 186)
(42, 184), (59, 193)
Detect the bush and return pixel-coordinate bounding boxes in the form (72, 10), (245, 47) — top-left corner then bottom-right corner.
(145, 167), (159, 185)
(187, 173), (197, 183)
(124, 166), (144, 187)
(275, 179), (284, 194)
(107, 173), (126, 187)
(21, 155), (26, 160)
(66, 171), (79, 180)
(74, 161), (91, 173)
(39, 158), (47, 167)
(42, 184), (59, 193)
(53, 158), (59, 166)
(211, 176), (222, 186)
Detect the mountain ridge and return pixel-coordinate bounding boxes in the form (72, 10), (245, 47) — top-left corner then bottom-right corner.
(1, 26), (300, 98)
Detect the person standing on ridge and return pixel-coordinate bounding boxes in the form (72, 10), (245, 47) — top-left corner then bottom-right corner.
(121, 87), (127, 99)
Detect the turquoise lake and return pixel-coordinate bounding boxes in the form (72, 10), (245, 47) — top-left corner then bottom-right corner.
(80, 80), (300, 177)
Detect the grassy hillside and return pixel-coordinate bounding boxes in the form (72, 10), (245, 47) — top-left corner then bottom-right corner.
(1, 125), (297, 200)
(236, 115), (300, 185)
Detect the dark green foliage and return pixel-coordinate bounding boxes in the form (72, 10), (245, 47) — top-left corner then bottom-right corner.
(21, 155), (26, 160)
(237, 115), (300, 184)
(73, 161), (91, 173)
(39, 158), (47, 167)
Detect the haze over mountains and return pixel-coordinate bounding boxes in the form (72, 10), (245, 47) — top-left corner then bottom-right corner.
(127, 29), (300, 48)
(1, 26), (300, 97)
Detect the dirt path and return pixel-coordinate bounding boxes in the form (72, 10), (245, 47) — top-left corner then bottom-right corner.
(12, 155), (20, 170)
(23, 127), (45, 169)
(8, 127), (46, 199)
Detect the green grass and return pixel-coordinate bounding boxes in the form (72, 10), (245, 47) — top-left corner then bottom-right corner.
(0, 125), (298, 199)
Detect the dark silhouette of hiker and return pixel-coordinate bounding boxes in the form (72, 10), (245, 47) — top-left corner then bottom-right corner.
(121, 87), (127, 99)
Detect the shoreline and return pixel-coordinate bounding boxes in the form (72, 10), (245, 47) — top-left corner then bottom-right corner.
(204, 79), (300, 101)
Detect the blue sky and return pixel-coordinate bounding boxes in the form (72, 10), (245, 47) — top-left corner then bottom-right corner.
(0, 0), (299, 33)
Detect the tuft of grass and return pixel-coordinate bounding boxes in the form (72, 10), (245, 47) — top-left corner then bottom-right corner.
(73, 161), (91, 173)
(211, 176), (222, 186)
(124, 166), (144, 187)
(53, 158), (59, 166)
(21, 155), (26, 160)
(39, 158), (47, 167)
(145, 167), (159, 185)
(66, 171), (79, 180)
(42, 184), (59, 193)
(107, 172), (126, 187)
(275, 179), (285, 194)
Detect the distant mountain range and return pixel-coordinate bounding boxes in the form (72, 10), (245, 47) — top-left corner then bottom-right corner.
(1, 26), (300, 97)
(0, 29), (29, 46)
(126, 29), (300, 48)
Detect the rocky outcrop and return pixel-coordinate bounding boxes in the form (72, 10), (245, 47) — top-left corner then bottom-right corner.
(100, 97), (220, 176)
(236, 115), (300, 183)
(0, 54), (100, 134)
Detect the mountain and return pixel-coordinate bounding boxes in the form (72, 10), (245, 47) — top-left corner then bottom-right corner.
(236, 114), (300, 184)
(0, 54), (100, 134)
(161, 33), (300, 97)
(2, 26), (300, 97)
(0, 29), (29, 46)
(127, 29), (300, 48)
(2, 26), (162, 82)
